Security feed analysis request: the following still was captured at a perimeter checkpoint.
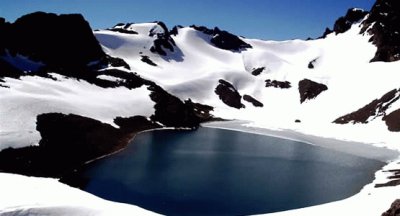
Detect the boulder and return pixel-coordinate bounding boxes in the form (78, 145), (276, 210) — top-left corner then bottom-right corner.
(215, 79), (245, 109)
(298, 79), (328, 103)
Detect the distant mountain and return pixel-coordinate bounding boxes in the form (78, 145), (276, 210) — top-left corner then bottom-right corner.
(0, 0), (399, 181)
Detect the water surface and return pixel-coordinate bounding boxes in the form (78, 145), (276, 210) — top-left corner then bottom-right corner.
(79, 128), (384, 215)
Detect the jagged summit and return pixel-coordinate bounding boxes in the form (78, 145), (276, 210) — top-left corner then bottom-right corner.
(321, 8), (368, 38)
(361, 0), (400, 62)
(320, 0), (400, 62)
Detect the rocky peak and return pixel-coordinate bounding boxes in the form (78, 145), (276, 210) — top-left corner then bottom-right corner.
(321, 8), (368, 38)
(360, 0), (400, 62)
(149, 21), (177, 56)
(191, 25), (252, 51)
(4, 12), (106, 71)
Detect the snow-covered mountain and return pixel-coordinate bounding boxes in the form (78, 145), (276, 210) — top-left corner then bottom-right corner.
(0, 0), (399, 215)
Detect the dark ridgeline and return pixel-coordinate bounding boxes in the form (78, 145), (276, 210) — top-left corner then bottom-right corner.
(191, 25), (252, 51)
(334, 88), (400, 132)
(321, 8), (368, 37)
(361, 0), (400, 62)
(320, 0), (400, 62)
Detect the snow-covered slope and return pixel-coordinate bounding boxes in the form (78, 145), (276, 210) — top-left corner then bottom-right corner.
(0, 2), (399, 215)
(95, 19), (400, 149)
(0, 173), (158, 216)
(0, 73), (155, 149)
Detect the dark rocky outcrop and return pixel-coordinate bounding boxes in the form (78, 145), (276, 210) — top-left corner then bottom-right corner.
(148, 85), (213, 128)
(334, 89), (400, 124)
(187, 100), (215, 121)
(298, 79), (328, 103)
(149, 22), (177, 56)
(215, 79), (244, 109)
(243, 95), (263, 107)
(382, 199), (400, 216)
(191, 25), (252, 51)
(265, 79), (291, 89)
(361, 0), (400, 62)
(376, 169), (400, 188)
(169, 25), (183, 36)
(141, 55), (157, 66)
(251, 67), (265, 76)
(383, 109), (400, 132)
(320, 28), (334, 38)
(333, 9), (368, 34)
(108, 28), (138, 34)
(97, 55), (130, 70)
(0, 113), (160, 177)
(108, 23), (138, 34)
(320, 8), (368, 38)
(3, 12), (106, 71)
(0, 58), (24, 80)
(308, 59), (317, 69)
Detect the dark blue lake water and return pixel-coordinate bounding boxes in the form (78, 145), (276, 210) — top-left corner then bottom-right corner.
(79, 127), (384, 215)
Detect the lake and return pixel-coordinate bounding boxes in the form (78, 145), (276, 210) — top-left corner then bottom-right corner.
(76, 127), (384, 215)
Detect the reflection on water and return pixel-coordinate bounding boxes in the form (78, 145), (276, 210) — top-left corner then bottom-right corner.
(79, 128), (384, 215)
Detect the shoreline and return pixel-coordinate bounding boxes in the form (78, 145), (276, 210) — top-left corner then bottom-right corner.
(202, 120), (399, 162)
(202, 120), (400, 216)
(82, 126), (195, 166)
(62, 120), (399, 216)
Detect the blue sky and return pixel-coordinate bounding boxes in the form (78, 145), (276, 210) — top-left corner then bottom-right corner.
(0, 0), (375, 40)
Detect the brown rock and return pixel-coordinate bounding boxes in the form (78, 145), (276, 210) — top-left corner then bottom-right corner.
(215, 79), (244, 109)
(381, 199), (400, 216)
(265, 79), (291, 89)
(383, 109), (400, 132)
(298, 79), (328, 103)
(243, 94), (263, 107)
(334, 89), (400, 124)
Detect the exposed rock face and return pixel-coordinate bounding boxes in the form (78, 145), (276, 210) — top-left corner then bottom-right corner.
(215, 79), (245, 109)
(191, 25), (252, 51)
(0, 58), (23, 80)
(334, 89), (400, 124)
(140, 55), (157, 66)
(0, 113), (160, 177)
(169, 25), (183, 36)
(187, 100), (215, 121)
(3, 12), (106, 71)
(149, 85), (212, 128)
(0, 17), (9, 56)
(108, 23), (138, 34)
(381, 199), (400, 216)
(361, 0), (400, 62)
(265, 79), (291, 89)
(308, 59), (317, 69)
(320, 8), (368, 38)
(334, 9), (368, 34)
(149, 21), (177, 56)
(243, 95), (263, 107)
(298, 79), (328, 103)
(98, 55), (130, 70)
(375, 168), (400, 188)
(251, 67), (265, 76)
(383, 109), (400, 132)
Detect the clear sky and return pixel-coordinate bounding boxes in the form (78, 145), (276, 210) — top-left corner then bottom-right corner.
(0, 0), (376, 40)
